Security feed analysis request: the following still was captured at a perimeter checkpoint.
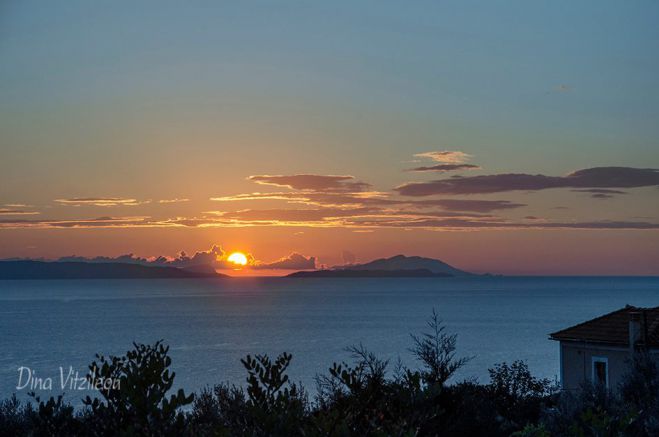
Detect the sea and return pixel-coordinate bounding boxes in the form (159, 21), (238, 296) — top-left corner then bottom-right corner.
(1, 276), (658, 405)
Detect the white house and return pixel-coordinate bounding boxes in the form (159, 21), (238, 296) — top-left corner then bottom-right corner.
(549, 305), (659, 391)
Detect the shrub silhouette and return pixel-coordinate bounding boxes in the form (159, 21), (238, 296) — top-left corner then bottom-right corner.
(3, 311), (659, 436)
(0, 395), (32, 436)
(82, 340), (193, 435)
(619, 351), (659, 435)
(410, 309), (471, 387)
(487, 360), (554, 430)
(315, 344), (397, 434)
(240, 352), (308, 435)
(28, 394), (79, 437)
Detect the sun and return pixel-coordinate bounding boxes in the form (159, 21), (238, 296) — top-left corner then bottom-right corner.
(227, 252), (248, 266)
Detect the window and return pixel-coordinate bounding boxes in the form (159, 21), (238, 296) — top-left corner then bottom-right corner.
(592, 357), (609, 388)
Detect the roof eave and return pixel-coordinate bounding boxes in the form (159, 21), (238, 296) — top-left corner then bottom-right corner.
(550, 336), (659, 349)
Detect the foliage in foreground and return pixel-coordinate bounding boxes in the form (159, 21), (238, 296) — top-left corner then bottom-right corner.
(1, 311), (659, 436)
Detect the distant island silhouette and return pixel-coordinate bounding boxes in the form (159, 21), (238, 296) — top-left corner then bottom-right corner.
(287, 255), (473, 278)
(0, 260), (226, 280)
(0, 254), (474, 279)
(287, 268), (453, 278)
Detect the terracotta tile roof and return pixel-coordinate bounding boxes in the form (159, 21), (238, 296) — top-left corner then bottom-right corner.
(550, 305), (659, 347)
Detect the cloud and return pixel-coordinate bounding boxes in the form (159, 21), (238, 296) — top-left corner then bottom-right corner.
(252, 253), (316, 270)
(399, 210), (495, 218)
(414, 151), (472, 164)
(212, 207), (381, 223)
(0, 216), (154, 229)
(57, 245), (225, 268)
(52, 245), (317, 271)
(0, 208), (40, 216)
(168, 245), (226, 268)
(158, 198), (190, 204)
(58, 253), (150, 264)
(572, 189), (627, 199)
(395, 167), (659, 196)
(211, 191), (396, 208)
(205, 209), (490, 227)
(1, 212), (657, 232)
(203, 207), (491, 228)
(342, 217), (659, 230)
(211, 192), (303, 202)
(54, 197), (149, 207)
(210, 191), (507, 213)
(573, 189), (628, 195)
(248, 174), (370, 192)
(407, 164), (481, 172)
(211, 191), (524, 215)
(417, 199), (526, 212)
(1, 163), (656, 232)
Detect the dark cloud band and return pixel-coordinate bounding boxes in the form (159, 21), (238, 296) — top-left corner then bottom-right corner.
(407, 164), (481, 172)
(395, 167), (659, 196)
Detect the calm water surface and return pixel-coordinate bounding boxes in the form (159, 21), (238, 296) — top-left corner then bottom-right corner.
(1, 276), (658, 403)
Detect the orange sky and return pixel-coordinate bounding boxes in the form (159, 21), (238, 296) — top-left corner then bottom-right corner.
(1, 224), (658, 275)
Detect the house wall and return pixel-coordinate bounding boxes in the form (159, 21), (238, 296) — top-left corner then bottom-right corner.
(560, 341), (659, 391)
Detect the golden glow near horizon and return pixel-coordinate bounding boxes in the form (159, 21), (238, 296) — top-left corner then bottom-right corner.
(227, 252), (248, 266)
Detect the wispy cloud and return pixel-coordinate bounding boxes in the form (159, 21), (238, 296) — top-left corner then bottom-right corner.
(413, 151), (472, 164)
(54, 197), (150, 207)
(209, 207), (382, 222)
(211, 192), (303, 202)
(211, 191), (398, 208)
(1, 212), (657, 231)
(158, 198), (190, 204)
(248, 174), (370, 192)
(0, 208), (40, 216)
(210, 191), (523, 214)
(0, 216), (154, 229)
